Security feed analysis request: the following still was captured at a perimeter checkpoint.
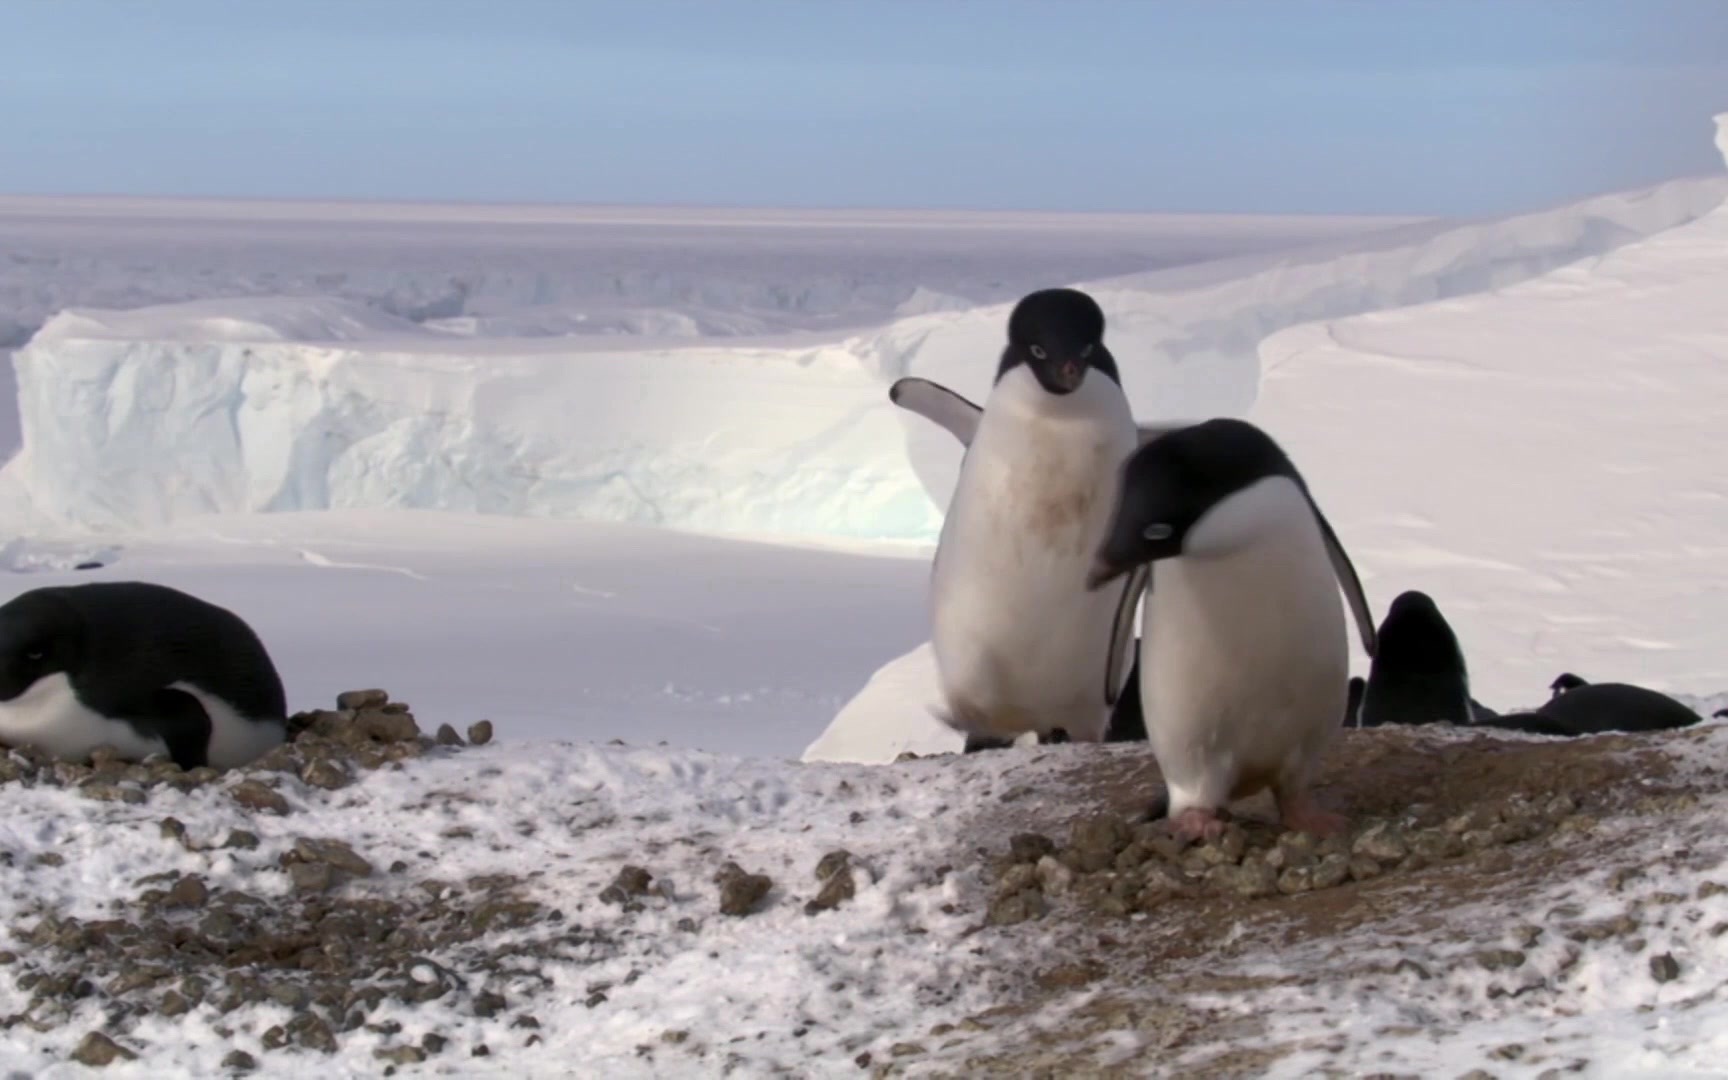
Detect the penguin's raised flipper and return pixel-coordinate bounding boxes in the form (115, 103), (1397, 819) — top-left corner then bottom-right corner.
(888, 377), (983, 447)
(1103, 565), (1148, 707)
(1306, 499), (1378, 659)
(1344, 676), (1365, 727)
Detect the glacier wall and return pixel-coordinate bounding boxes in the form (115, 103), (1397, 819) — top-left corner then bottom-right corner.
(7, 170), (1725, 544)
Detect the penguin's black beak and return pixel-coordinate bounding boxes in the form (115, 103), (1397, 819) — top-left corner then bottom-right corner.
(1051, 358), (1084, 391)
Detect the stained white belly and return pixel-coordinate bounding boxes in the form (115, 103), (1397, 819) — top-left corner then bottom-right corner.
(1143, 524), (1347, 810)
(0, 672), (169, 762)
(930, 368), (1135, 739)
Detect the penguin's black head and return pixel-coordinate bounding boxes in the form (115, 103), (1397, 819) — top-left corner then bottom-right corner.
(1088, 418), (1303, 589)
(1549, 672), (1588, 699)
(0, 591), (82, 702)
(998, 288), (1119, 396)
(1375, 590), (1466, 677)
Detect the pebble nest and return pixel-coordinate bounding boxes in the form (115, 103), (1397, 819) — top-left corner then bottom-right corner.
(985, 792), (1583, 926)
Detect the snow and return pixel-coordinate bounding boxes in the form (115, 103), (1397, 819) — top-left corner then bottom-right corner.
(0, 512), (929, 755)
(0, 732), (1054, 1077)
(1250, 121), (1728, 709)
(7, 174), (1722, 542)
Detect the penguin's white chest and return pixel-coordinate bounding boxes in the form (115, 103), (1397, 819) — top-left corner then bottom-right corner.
(1142, 495), (1347, 810)
(929, 368), (1136, 737)
(0, 673), (170, 762)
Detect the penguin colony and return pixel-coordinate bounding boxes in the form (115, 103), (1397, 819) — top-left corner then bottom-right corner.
(891, 286), (1705, 838)
(0, 288), (1708, 818)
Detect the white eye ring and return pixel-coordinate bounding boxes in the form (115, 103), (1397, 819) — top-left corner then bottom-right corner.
(24, 650), (44, 662)
(1080, 344), (1094, 358)
(1142, 523), (1174, 541)
(1028, 345), (1047, 360)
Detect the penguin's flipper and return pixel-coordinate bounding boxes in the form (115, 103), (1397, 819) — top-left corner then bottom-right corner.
(1344, 676), (1366, 727)
(1104, 655), (1147, 743)
(1467, 696), (1502, 725)
(1306, 499), (1377, 659)
(1103, 564), (1149, 707)
(1473, 710), (1573, 738)
(888, 377), (983, 447)
(127, 686), (214, 769)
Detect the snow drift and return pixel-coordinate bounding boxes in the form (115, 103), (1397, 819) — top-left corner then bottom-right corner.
(8, 166), (1725, 542)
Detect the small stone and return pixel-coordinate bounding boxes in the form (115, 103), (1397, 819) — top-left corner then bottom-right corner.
(986, 889), (1046, 926)
(1312, 853), (1351, 890)
(473, 991), (507, 1018)
(1066, 814), (1132, 873)
(1008, 833), (1056, 863)
(166, 874), (210, 909)
(288, 1013), (338, 1053)
(1475, 948), (1527, 972)
(270, 983), (309, 1008)
(472, 1044), (491, 1057)
(71, 1032), (136, 1066)
(435, 724), (464, 747)
(292, 838), (374, 877)
(1394, 958), (1433, 980)
(1650, 952), (1681, 983)
(467, 720), (495, 746)
(1348, 854), (1382, 882)
(1445, 806), (1501, 834)
(337, 689), (389, 711)
(229, 780), (291, 815)
(222, 1050), (258, 1071)
(375, 1046), (428, 1065)
(289, 862), (337, 894)
(1410, 829), (1463, 862)
(804, 867), (857, 915)
(1352, 822), (1409, 862)
(714, 861), (773, 917)
(1208, 861), (1278, 898)
(300, 759), (350, 791)
(422, 1033), (449, 1055)
(814, 849), (854, 882)
(224, 829), (261, 850)
(158, 990), (191, 1017)
(600, 865), (656, 906)
(159, 817), (187, 842)
(1034, 855), (1074, 896)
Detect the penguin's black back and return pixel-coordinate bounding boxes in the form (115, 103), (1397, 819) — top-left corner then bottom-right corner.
(1532, 681), (1701, 736)
(1359, 591), (1472, 727)
(0, 582), (286, 720)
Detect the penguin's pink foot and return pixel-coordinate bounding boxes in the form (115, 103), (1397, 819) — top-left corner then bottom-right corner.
(1275, 790), (1347, 838)
(1169, 807), (1228, 843)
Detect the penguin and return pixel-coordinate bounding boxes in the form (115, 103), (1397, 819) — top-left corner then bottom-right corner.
(904, 288), (1150, 752)
(1353, 590), (1499, 728)
(1484, 672), (1704, 737)
(1088, 418), (1377, 840)
(0, 582), (288, 769)
(892, 368), (1378, 756)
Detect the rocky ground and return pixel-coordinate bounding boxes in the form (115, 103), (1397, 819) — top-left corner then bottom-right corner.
(0, 695), (1722, 1077)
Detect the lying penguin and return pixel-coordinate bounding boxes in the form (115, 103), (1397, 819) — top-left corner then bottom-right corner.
(1088, 418), (1378, 840)
(1485, 672), (1704, 737)
(893, 289), (1155, 753)
(0, 581), (288, 769)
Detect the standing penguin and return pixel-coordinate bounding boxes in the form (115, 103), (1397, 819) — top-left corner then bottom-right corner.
(1088, 418), (1377, 840)
(0, 582), (288, 769)
(1354, 590), (1499, 728)
(906, 288), (1148, 751)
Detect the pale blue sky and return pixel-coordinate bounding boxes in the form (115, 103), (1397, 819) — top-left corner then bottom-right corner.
(1, 0), (1724, 216)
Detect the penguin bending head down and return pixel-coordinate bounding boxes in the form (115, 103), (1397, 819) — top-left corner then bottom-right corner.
(920, 288), (1146, 750)
(1089, 418), (1376, 841)
(0, 582), (288, 770)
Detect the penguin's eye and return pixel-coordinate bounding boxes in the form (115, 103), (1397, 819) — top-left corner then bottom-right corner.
(1142, 524), (1174, 541)
(1028, 345), (1047, 360)
(23, 650), (43, 662)
(1080, 344), (1095, 359)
